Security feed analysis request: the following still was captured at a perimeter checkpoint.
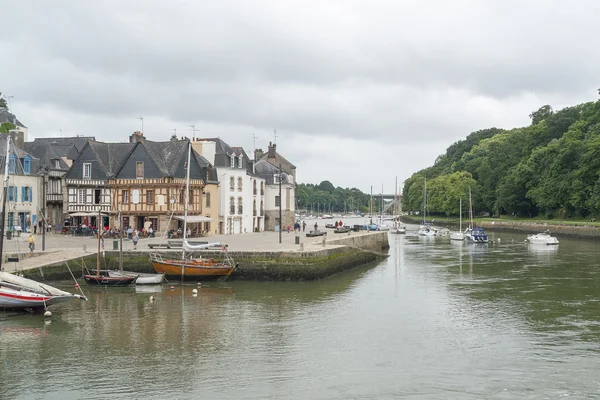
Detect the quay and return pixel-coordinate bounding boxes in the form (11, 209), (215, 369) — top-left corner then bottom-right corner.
(1, 230), (390, 281)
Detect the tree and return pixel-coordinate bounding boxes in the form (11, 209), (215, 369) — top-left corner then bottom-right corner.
(529, 105), (553, 125)
(0, 122), (15, 134)
(316, 180), (335, 193)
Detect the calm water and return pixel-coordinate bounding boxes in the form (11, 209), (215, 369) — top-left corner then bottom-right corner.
(2, 226), (600, 399)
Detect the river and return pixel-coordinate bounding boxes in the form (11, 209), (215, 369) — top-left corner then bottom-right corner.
(2, 226), (600, 399)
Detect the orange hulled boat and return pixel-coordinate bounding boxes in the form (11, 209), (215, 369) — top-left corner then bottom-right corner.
(150, 246), (237, 279)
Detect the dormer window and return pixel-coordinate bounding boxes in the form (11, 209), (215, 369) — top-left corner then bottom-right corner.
(83, 163), (91, 179)
(230, 156), (235, 168)
(54, 159), (60, 169)
(274, 174), (280, 184)
(23, 157), (31, 175)
(238, 156), (243, 168)
(136, 161), (144, 179)
(8, 155), (16, 174)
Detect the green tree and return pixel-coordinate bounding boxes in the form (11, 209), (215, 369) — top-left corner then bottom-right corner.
(0, 122), (15, 134)
(529, 105), (553, 125)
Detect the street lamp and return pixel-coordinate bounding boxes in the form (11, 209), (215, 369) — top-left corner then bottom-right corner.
(37, 166), (49, 251)
(277, 164), (287, 244)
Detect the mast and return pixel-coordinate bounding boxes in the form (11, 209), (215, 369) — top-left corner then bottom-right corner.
(118, 207), (123, 273)
(182, 140), (192, 260)
(459, 198), (462, 231)
(380, 183), (383, 225)
(394, 177), (398, 228)
(0, 135), (11, 271)
(96, 207), (101, 278)
(369, 185), (373, 218)
(423, 177), (427, 225)
(468, 187), (473, 230)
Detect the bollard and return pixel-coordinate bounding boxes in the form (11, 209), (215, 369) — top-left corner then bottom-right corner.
(300, 243), (304, 251)
(322, 235), (326, 247)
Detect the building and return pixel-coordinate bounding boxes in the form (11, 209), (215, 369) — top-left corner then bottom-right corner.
(0, 109), (28, 142)
(24, 136), (93, 231)
(0, 134), (42, 234)
(109, 132), (211, 235)
(254, 142), (296, 231)
(194, 138), (265, 234)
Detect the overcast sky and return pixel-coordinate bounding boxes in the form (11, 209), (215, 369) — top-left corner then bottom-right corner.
(1, 0), (599, 193)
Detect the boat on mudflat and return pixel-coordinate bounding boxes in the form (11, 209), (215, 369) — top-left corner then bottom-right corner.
(306, 230), (327, 237)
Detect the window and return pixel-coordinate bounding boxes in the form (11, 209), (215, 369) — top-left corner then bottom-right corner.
(8, 155), (15, 174)
(275, 195), (281, 207)
(83, 163), (91, 179)
(146, 190), (154, 205)
(253, 180), (257, 195)
(238, 156), (243, 168)
(122, 190), (130, 204)
(78, 189), (86, 204)
(238, 197), (243, 214)
(54, 159), (60, 169)
(94, 189), (101, 205)
(229, 176), (235, 191)
(189, 189), (194, 204)
(260, 182), (264, 195)
(274, 174), (280, 184)
(21, 187), (32, 202)
(7, 186), (15, 201)
(180, 189), (185, 204)
(253, 199), (257, 216)
(229, 197), (235, 215)
(136, 161), (144, 179)
(230, 156), (235, 168)
(237, 177), (243, 192)
(23, 158), (30, 175)
(206, 192), (211, 207)
(260, 200), (264, 216)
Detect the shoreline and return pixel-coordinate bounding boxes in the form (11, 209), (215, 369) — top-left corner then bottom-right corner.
(401, 216), (600, 239)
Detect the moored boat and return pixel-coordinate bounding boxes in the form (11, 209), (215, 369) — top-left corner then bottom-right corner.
(150, 251), (237, 279)
(527, 230), (559, 245)
(107, 270), (165, 284)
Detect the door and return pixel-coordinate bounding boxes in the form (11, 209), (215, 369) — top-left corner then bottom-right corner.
(233, 219), (241, 234)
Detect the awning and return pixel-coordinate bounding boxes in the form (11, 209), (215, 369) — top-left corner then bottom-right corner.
(69, 212), (109, 217)
(174, 215), (213, 223)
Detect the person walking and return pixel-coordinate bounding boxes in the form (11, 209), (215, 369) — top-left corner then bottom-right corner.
(302, 221), (306, 232)
(314, 222), (318, 232)
(132, 230), (139, 250)
(28, 234), (35, 253)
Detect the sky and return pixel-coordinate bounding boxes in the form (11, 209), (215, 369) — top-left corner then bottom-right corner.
(1, 0), (599, 194)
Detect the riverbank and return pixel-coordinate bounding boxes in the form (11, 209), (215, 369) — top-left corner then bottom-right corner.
(400, 215), (600, 239)
(7, 230), (390, 282)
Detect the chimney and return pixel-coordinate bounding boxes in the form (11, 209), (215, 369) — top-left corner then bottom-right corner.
(267, 142), (276, 158)
(129, 131), (145, 143)
(254, 148), (264, 161)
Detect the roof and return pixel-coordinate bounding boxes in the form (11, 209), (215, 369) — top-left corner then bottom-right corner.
(0, 134), (40, 175)
(31, 136), (94, 154)
(88, 141), (136, 177)
(201, 138), (242, 156)
(0, 109), (25, 128)
(23, 141), (75, 170)
(254, 158), (292, 184)
(142, 139), (189, 177)
(257, 151), (296, 169)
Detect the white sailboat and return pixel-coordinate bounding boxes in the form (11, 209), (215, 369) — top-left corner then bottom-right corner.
(464, 188), (488, 243)
(450, 198), (465, 241)
(417, 177), (436, 236)
(0, 135), (87, 311)
(390, 177), (406, 234)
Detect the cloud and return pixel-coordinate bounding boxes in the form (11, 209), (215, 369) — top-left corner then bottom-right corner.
(1, 0), (598, 191)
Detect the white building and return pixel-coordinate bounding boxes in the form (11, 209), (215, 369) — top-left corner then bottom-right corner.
(193, 138), (265, 234)
(254, 142), (296, 231)
(0, 134), (43, 234)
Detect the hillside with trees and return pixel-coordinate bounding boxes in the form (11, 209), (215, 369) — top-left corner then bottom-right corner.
(402, 100), (600, 219)
(296, 181), (379, 214)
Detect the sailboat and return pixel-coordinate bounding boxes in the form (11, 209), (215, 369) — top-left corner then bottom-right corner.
(464, 188), (488, 243)
(0, 135), (87, 310)
(150, 140), (237, 280)
(390, 177), (406, 234)
(417, 177), (436, 236)
(107, 209), (165, 284)
(83, 208), (138, 286)
(450, 198), (465, 241)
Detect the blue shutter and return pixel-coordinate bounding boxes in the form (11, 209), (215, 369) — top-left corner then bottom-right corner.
(21, 187), (25, 202)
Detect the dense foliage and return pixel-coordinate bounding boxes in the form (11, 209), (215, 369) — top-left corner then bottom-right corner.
(402, 100), (600, 219)
(296, 181), (384, 214)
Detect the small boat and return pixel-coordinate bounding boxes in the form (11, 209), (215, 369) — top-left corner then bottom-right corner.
(325, 223), (336, 229)
(450, 198), (465, 241)
(334, 227), (351, 233)
(466, 227), (488, 243)
(390, 225), (406, 234)
(306, 230), (327, 237)
(0, 271), (87, 311)
(107, 270), (165, 284)
(527, 230), (559, 245)
(417, 224), (437, 236)
(83, 273), (138, 286)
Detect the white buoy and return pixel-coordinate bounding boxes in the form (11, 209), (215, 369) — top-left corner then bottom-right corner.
(44, 310), (52, 318)
(193, 293), (198, 298)
(149, 296), (155, 302)
(192, 288), (198, 294)
(197, 282), (202, 287)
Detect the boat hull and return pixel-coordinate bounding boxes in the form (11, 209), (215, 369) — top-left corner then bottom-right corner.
(83, 275), (138, 286)
(0, 271), (85, 310)
(151, 258), (235, 279)
(107, 270), (165, 284)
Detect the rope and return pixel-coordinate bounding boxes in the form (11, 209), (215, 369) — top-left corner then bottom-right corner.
(65, 260), (87, 298)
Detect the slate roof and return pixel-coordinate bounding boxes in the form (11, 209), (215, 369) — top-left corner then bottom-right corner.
(143, 139), (189, 177)
(191, 150), (217, 183)
(254, 158), (292, 184)
(0, 109), (25, 128)
(88, 141), (136, 177)
(257, 151), (296, 169)
(31, 136), (93, 155)
(202, 138), (242, 156)
(23, 142), (75, 171)
(0, 134), (40, 175)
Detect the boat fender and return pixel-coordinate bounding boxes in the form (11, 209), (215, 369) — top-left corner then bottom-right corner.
(44, 311), (52, 318)
(192, 289), (198, 294)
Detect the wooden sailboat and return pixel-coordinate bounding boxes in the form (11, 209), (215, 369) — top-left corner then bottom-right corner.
(0, 135), (87, 310)
(108, 209), (165, 284)
(150, 140), (237, 280)
(83, 208), (138, 286)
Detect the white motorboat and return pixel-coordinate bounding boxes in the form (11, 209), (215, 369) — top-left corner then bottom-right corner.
(417, 224), (437, 236)
(390, 225), (406, 234)
(107, 270), (165, 284)
(527, 230), (559, 245)
(464, 189), (488, 243)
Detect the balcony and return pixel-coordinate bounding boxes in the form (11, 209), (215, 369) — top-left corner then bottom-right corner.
(46, 194), (63, 202)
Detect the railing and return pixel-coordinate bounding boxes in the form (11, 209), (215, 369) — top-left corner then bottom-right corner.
(46, 194), (63, 202)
